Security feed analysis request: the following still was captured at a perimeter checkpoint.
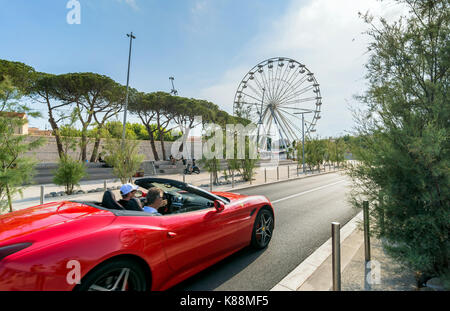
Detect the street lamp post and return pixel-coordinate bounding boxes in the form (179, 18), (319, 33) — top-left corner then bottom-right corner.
(294, 110), (314, 174)
(256, 88), (265, 153)
(169, 76), (178, 95)
(122, 32), (136, 144)
(302, 113), (305, 173)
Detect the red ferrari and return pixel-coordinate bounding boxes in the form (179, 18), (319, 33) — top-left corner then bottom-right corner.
(0, 178), (274, 291)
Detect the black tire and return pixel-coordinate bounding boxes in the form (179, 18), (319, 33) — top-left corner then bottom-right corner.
(250, 208), (274, 249)
(74, 258), (148, 291)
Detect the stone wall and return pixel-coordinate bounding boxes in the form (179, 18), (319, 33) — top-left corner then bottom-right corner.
(23, 136), (204, 163)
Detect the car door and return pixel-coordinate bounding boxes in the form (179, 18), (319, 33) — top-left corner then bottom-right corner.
(159, 207), (231, 273)
(214, 199), (255, 251)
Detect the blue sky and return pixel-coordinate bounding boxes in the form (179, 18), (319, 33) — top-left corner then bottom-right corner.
(0, 0), (405, 137)
(1, 0), (285, 91)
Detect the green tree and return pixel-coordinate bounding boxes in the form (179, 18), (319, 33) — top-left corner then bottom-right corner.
(238, 140), (259, 182)
(50, 73), (125, 162)
(201, 156), (221, 185)
(349, 0), (449, 286)
(129, 123), (149, 140)
(299, 137), (326, 172)
(94, 120), (137, 140)
(128, 91), (168, 161)
(329, 138), (346, 168)
(29, 72), (73, 158)
(309, 137), (327, 172)
(58, 108), (83, 159)
(52, 109), (87, 194)
(103, 138), (144, 184)
(53, 155), (87, 195)
(0, 75), (43, 213)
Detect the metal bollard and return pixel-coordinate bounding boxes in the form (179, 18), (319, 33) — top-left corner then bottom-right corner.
(104, 180), (107, 192)
(264, 168), (267, 183)
(183, 173), (185, 183)
(40, 185), (44, 205)
(277, 166), (279, 180)
(332, 222), (341, 291)
(363, 201), (371, 262)
(287, 165), (290, 179)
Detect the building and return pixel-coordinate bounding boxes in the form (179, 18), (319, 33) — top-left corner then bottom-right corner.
(28, 127), (53, 136)
(0, 112), (28, 134)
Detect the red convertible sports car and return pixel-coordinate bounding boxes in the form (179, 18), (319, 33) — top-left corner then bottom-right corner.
(0, 178), (274, 291)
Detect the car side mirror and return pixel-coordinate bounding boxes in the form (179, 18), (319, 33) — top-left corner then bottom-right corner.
(214, 200), (225, 212)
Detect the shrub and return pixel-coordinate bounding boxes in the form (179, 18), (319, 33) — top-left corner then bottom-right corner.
(104, 138), (144, 184)
(349, 0), (449, 285)
(53, 156), (87, 195)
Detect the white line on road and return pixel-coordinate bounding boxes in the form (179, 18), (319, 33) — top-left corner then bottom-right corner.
(271, 179), (348, 204)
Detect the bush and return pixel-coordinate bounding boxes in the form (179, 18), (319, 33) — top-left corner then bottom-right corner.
(104, 138), (144, 184)
(200, 156), (221, 185)
(349, 0), (449, 285)
(53, 156), (87, 195)
(0, 75), (44, 213)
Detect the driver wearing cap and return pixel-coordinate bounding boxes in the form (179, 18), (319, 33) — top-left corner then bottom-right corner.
(118, 183), (143, 211)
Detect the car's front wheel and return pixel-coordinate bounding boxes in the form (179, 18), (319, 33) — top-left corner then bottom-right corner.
(74, 258), (148, 291)
(250, 208), (274, 249)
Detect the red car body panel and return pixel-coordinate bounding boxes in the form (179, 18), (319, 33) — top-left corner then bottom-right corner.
(0, 191), (273, 291)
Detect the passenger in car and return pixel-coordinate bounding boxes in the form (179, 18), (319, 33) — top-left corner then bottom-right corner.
(118, 183), (143, 211)
(143, 187), (167, 215)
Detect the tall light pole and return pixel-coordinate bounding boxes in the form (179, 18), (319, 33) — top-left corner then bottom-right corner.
(122, 32), (136, 144)
(294, 110), (314, 174)
(257, 88), (265, 152)
(302, 113), (305, 173)
(169, 76), (178, 95)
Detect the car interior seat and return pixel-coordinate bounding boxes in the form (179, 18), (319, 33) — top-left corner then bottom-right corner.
(101, 190), (125, 210)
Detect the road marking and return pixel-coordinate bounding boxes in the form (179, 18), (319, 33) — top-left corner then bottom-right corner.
(271, 179), (348, 204)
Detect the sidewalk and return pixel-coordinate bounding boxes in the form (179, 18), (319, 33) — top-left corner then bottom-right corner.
(272, 211), (419, 291)
(340, 234), (417, 291)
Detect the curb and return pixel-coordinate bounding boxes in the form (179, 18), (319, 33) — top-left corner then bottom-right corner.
(270, 210), (363, 291)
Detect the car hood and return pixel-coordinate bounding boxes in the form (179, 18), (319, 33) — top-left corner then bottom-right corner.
(0, 201), (114, 246)
(211, 191), (248, 201)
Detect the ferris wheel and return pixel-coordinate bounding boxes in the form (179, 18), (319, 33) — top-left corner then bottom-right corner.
(233, 57), (322, 151)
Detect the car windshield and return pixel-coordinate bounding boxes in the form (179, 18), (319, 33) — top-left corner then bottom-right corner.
(149, 182), (184, 194)
(187, 184), (230, 203)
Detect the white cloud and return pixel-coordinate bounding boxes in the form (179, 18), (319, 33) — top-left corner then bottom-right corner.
(191, 0), (208, 15)
(117, 0), (139, 10)
(198, 0), (407, 138)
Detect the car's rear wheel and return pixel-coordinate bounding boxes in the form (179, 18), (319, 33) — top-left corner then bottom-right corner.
(74, 258), (148, 291)
(251, 208), (274, 249)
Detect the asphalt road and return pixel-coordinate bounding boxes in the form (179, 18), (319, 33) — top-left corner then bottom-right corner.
(171, 172), (359, 291)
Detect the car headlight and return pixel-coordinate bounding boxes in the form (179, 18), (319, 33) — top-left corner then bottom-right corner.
(0, 243), (33, 261)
